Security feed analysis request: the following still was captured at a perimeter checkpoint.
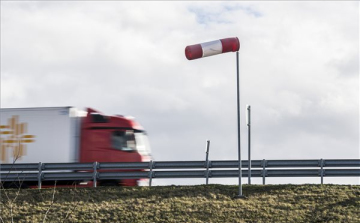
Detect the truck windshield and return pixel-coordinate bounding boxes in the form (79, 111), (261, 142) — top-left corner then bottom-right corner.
(134, 132), (152, 156)
(112, 130), (136, 152)
(112, 130), (151, 155)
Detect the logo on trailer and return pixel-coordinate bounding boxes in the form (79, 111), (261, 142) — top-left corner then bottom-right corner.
(0, 116), (35, 162)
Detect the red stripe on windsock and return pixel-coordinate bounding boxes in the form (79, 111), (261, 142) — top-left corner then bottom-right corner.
(185, 44), (203, 60)
(220, 37), (240, 53)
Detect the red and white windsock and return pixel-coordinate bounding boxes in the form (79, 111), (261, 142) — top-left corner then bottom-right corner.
(185, 37), (240, 60)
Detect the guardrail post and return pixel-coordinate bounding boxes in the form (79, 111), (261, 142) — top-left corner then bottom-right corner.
(205, 140), (210, 185)
(247, 105), (251, 185)
(320, 158), (324, 185)
(149, 160), (153, 187)
(262, 159), (266, 185)
(38, 162), (43, 189)
(93, 162), (98, 188)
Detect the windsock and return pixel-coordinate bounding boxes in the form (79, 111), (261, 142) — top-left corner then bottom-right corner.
(185, 37), (240, 60)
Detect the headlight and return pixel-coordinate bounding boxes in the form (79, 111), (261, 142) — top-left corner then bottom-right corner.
(137, 179), (149, 186)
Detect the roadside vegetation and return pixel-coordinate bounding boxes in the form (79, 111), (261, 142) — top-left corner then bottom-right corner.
(1, 184), (359, 222)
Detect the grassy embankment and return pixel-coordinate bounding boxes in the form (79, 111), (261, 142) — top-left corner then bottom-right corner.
(1, 184), (359, 223)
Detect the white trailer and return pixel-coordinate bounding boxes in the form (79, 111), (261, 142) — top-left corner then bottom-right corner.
(0, 107), (83, 164)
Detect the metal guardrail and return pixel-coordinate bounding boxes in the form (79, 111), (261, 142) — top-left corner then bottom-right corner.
(1, 159), (359, 188)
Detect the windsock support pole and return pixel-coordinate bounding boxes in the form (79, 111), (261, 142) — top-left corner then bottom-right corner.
(236, 51), (245, 199)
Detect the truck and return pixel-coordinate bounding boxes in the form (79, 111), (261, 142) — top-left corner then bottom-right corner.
(0, 106), (152, 187)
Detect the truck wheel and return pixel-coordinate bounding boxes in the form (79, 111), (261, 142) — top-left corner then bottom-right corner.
(2, 182), (29, 189)
(100, 180), (120, 186)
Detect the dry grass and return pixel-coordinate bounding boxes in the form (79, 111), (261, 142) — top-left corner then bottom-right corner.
(1, 184), (359, 222)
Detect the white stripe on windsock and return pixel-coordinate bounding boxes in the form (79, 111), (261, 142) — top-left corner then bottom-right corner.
(200, 40), (223, 57)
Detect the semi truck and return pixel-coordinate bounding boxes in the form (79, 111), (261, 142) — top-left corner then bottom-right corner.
(0, 106), (152, 187)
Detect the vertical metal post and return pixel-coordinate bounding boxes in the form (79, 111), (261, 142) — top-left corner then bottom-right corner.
(262, 159), (266, 185)
(38, 162), (42, 189)
(205, 140), (210, 185)
(93, 161), (98, 188)
(247, 105), (251, 185)
(149, 160), (153, 187)
(236, 51), (244, 198)
(320, 158), (324, 185)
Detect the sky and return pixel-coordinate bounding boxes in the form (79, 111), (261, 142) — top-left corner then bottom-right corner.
(1, 1), (359, 185)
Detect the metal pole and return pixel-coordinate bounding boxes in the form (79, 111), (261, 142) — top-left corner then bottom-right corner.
(247, 105), (251, 185)
(262, 159), (266, 185)
(38, 162), (43, 189)
(320, 158), (324, 185)
(93, 161), (98, 188)
(236, 51), (244, 198)
(149, 160), (153, 187)
(205, 140), (210, 185)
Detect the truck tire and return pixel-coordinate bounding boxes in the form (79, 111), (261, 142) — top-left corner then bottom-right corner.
(99, 180), (120, 187)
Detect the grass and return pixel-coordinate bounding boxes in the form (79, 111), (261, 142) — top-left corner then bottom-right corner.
(1, 184), (359, 222)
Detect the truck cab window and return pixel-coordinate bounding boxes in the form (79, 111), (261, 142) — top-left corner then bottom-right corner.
(112, 130), (136, 151)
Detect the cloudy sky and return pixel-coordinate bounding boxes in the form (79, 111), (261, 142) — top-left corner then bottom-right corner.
(1, 1), (359, 185)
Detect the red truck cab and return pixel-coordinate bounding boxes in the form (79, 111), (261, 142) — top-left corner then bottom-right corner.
(79, 108), (151, 186)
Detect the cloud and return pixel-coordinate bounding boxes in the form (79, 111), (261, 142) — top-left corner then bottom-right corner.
(188, 2), (263, 26)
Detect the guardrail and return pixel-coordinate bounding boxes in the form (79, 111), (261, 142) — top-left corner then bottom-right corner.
(1, 159), (359, 188)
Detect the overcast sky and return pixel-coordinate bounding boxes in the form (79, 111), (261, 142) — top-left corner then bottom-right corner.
(1, 1), (359, 185)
